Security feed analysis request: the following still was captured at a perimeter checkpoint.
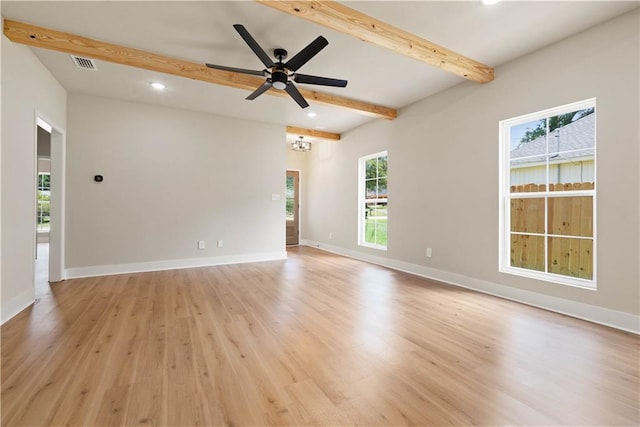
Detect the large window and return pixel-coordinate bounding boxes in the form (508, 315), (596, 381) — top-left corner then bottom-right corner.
(37, 172), (51, 233)
(358, 151), (388, 250)
(499, 99), (596, 289)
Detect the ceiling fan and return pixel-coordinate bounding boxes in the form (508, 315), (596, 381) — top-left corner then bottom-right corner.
(206, 25), (347, 108)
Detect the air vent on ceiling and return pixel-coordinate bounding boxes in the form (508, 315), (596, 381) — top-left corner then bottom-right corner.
(70, 55), (98, 70)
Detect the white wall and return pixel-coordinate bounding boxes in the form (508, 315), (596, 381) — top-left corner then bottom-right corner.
(286, 144), (309, 172)
(37, 158), (51, 174)
(303, 10), (639, 328)
(1, 35), (67, 323)
(65, 94), (286, 276)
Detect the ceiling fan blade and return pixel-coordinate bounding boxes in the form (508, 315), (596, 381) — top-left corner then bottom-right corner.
(233, 24), (274, 68)
(285, 36), (328, 72)
(246, 80), (273, 100)
(206, 63), (265, 76)
(285, 83), (310, 108)
(293, 73), (348, 88)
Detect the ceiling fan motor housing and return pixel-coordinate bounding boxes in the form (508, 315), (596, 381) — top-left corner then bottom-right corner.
(272, 70), (288, 90)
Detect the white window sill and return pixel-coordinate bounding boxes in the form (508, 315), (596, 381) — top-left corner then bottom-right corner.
(359, 242), (387, 251)
(500, 266), (596, 290)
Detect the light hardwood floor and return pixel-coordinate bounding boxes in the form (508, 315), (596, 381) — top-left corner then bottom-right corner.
(1, 246), (638, 426)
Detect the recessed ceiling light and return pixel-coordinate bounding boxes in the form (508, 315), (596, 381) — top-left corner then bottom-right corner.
(150, 82), (166, 90)
(307, 111), (317, 118)
(481, 0), (500, 5)
(314, 126), (325, 130)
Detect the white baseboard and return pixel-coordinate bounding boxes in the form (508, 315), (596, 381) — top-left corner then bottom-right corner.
(65, 251), (288, 280)
(1, 288), (35, 325)
(301, 240), (639, 334)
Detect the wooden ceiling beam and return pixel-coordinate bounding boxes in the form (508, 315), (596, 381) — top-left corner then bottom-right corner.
(286, 126), (340, 141)
(256, 0), (494, 83)
(3, 19), (397, 120)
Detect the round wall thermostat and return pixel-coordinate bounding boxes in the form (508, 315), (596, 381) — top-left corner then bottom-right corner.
(94, 175), (104, 182)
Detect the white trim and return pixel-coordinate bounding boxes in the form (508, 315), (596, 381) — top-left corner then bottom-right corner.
(302, 240), (639, 334)
(501, 265), (596, 290)
(1, 289), (35, 325)
(35, 110), (66, 283)
(359, 241), (388, 251)
(65, 251), (288, 279)
(36, 117), (52, 133)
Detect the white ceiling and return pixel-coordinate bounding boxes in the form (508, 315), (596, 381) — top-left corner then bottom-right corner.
(2, 1), (638, 137)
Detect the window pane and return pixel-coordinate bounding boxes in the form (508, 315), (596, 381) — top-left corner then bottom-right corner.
(548, 237), (593, 280)
(366, 159), (377, 179)
(548, 108), (595, 152)
(548, 196), (593, 237)
(365, 202), (387, 246)
(286, 176), (294, 221)
(549, 149), (595, 191)
(286, 176), (294, 196)
(511, 198), (544, 234)
(510, 234), (545, 272)
(377, 156), (388, 178)
(510, 118), (547, 160)
(374, 221), (387, 246)
(285, 200), (294, 221)
(37, 188), (50, 232)
(378, 177), (387, 196)
(364, 223), (376, 244)
(510, 161), (546, 192)
(365, 179), (377, 199)
(510, 119), (547, 192)
(364, 202), (376, 244)
(38, 173), (51, 191)
(371, 202), (387, 219)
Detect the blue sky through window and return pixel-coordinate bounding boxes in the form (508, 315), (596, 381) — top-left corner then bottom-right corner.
(510, 120), (540, 150)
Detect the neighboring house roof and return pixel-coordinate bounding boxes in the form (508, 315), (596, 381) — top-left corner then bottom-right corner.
(511, 113), (595, 165)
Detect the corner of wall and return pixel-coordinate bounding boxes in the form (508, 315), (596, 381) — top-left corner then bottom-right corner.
(1, 288), (35, 325)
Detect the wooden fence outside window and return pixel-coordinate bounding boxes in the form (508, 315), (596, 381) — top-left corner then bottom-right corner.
(510, 182), (594, 279)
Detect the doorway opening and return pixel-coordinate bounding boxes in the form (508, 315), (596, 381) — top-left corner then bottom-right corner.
(35, 120), (51, 296)
(34, 113), (65, 295)
(286, 170), (300, 246)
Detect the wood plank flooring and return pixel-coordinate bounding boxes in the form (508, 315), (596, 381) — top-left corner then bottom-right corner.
(2, 246), (639, 426)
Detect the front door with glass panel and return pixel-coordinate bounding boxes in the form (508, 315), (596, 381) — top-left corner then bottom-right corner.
(286, 170), (299, 245)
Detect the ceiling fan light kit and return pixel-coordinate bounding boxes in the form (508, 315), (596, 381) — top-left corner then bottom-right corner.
(206, 24), (348, 108)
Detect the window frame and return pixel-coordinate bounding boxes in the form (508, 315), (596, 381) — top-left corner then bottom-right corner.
(37, 172), (51, 233)
(358, 150), (388, 251)
(285, 173), (295, 222)
(498, 98), (597, 290)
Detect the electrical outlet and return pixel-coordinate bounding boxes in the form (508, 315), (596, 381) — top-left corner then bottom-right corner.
(329, 232), (333, 239)
(426, 248), (432, 258)
(198, 240), (205, 250)
(217, 240), (224, 248)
